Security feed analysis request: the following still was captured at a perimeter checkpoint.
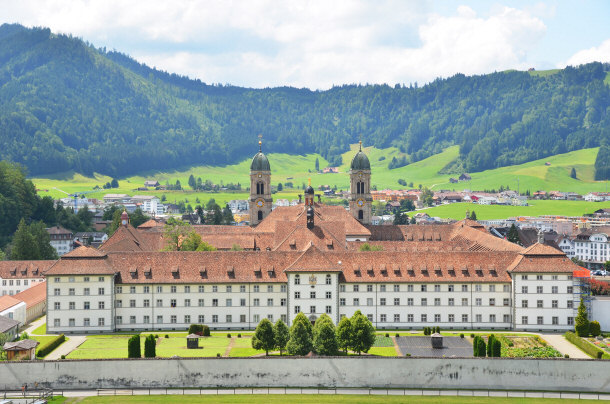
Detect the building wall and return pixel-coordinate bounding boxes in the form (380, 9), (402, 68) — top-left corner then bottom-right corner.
(47, 274), (114, 334)
(25, 300), (46, 324)
(591, 297), (610, 331)
(1, 357), (609, 392)
(512, 272), (576, 331)
(287, 273), (339, 325)
(0, 301), (26, 325)
(0, 277), (44, 296)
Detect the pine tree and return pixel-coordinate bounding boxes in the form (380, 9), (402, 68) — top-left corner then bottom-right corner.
(570, 167), (577, 179)
(575, 298), (590, 336)
(188, 174), (196, 189)
(313, 314), (337, 355)
(252, 318), (275, 355)
(336, 316), (353, 354)
(111, 178), (119, 188)
(315, 158), (319, 171)
(144, 334), (156, 357)
(470, 210), (477, 220)
(487, 334), (495, 357)
(507, 223), (521, 245)
(10, 219), (38, 260)
(287, 312), (313, 355)
(127, 335), (141, 358)
(273, 319), (290, 356)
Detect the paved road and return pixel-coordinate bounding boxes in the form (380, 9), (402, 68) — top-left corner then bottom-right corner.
(542, 333), (590, 359)
(45, 336), (86, 360)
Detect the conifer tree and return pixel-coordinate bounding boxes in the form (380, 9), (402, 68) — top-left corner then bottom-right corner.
(144, 334), (156, 358)
(575, 298), (590, 336)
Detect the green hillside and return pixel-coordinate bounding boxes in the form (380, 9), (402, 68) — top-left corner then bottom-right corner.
(2, 24), (610, 179)
(32, 146), (610, 207)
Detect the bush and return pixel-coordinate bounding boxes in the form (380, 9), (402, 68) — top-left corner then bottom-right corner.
(202, 325), (211, 337)
(564, 331), (610, 359)
(460, 334), (464, 338)
(492, 339), (502, 358)
(37, 334), (66, 357)
(128, 335), (141, 358)
(155, 334), (159, 339)
(470, 333), (475, 338)
(238, 334), (242, 338)
(227, 333), (231, 338)
(564, 354), (570, 358)
(60, 355), (65, 360)
(590, 321), (601, 337)
(144, 334), (156, 358)
(165, 334), (169, 339)
(395, 333), (400, 337)
(385, 333), (389, 338)
(597, 351), (603, 359)
(216, 353), (221, 357)
(188, 324), (203, 335)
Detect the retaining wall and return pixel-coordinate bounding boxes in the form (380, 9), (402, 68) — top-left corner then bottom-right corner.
(1, 357), (609, 392)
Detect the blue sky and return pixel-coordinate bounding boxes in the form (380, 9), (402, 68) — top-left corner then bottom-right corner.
(2, 0), (609, 89)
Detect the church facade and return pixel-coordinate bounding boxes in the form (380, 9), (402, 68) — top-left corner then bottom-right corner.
(44, 143), (584, 334)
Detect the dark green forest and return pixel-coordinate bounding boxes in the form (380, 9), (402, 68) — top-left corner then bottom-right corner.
(1, 24), (610, 178)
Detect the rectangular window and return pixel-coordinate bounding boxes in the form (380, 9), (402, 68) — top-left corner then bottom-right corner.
(421, 285), (427, 292)
(489, 298), (495, 306)
(69, 277), (75, 283)
(130, 316), (136, 324)
(295, 276), (300, 285)
(503, 298), (509, 306)
(225, 299), (231, 307)
(407, 314), (414, 322)
(537, 275), (543, 280)
(294, 306), (300, 314)
(130, 299), (136, 308)
(340, 298), (346, 306)
(522, 275), (528, 280)
(241, 285), (247, 293)
(434, 298), (440, 306)
(340, 285), (346, 292)
(380, 298), (386, 306)
(462, 298), (468, 306)
(367, 285), (373, 292)
(522, 300), (528, 308)
(421, 298), (427, 306)
(157, 315), (163, 324)
(310, 305), (316, 313)
(537, 316), (543, 325)
(241, 298), (246, 307)
(326, 305), (332, 314)
(84, 288), (90, 296)
(552, 300), (558, 308)
(476, 298), (482, 306)
(157, 286), (163, 293)
(54, 318), (60, 327)
(367, 314), (373, 322)
(242, 315), (248, 323)
(552, 275), (558, 281)
(98, 277), (104, 282)
(367, 298), (373, 306)
(489, 285), (495, 292)
(213, 299), (219, 307)
(407, 285), (414, 292)
(326, 275), (332, 285)
(567, 300), (573, 309)
(394, 298), (400, 306)
(156, 299), (162, 307)
(421, 314), (427, 322)
(475, 284), (482, 292)
(267, 285), (273, 293)
(394, 285), (400, 292)
(171, 286), (177, 293)
(407, 298), (413, 306)
(537, 286), (543, 294)
(185, 285), (191, 293)
(130, 286), (136, 294)
(448, 298), (454, 306)
(143, 299), (150, 308)
(448, 314), (454, 322)
(54, 277), (61, 283)
(267, 298), (273, 307)
(448, 285), (454, 292)
(252, 285), (258, 293)
(213, 285), (219, 293)
(68, 318), (75, 327)
(253, 298), (260, 306)
(143, 316), (150, 324)
(84, 277), (89, 282)
(353, 298), (360, 305)
(567, 317), (574, 325)
(170, 299), (177, 308)
(394, 314), (400, 322)
(552, 286), (558, 294)
(98, 301), (105, 309)
(294, 291), (300, 299)
(476, 314), (482, 323)
(69, 302), (75, 310)
(144, 286), (150, 293)
(84, 301), (90, 310)
(434, 314), (441, 322)
(98, 318), (105, 326)
(552, 316), (558, 325)
(380, 285), (386, 292)
(54, 288), (60, 296)
(521, 286), (528, 294)
(461, 285), (468, 292)
(199, 286), (205, 293)
(68, 288), (75, 296)
(198, 315), (205, 323)
(567, 286), (573, 294)
(462, 314), (468, 322)
(380, 314), (387, 322)
(326, 291), (332, 299)
(171, 315), (177, 324)
(310, 291), (316, 299)
(226, 315), (232, 323)
(434, 284), (441, 292)
(503, 285), (510, 293)
(84, 318), (90, 327)
(280, 298), (286, 307)
(98, 288), (105, 295)
(489, 314), (496, 323)
(253, 314), (260, 322)
(116, 286), (123, 294)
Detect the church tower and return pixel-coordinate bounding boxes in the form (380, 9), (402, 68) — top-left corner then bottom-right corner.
(349, 141), (372, 224)
(249, 139), (272, 226)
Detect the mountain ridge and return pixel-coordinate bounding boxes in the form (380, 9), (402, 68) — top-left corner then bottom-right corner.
(1, 23), (610, 178)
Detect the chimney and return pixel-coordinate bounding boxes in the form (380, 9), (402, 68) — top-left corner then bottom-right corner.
(537, 229), (544, 244)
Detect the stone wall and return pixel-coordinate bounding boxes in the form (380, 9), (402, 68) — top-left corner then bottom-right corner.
(1, 357), (609, 392)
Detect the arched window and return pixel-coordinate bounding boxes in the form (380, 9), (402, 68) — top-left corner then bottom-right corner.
(356, 182), (361, 194)
(359, 181), (365, 193)
(295, 274), (300, 285)
(358, 210), (364, 220)
(258, 210), (263, 221)
(257, 182), (264, 195)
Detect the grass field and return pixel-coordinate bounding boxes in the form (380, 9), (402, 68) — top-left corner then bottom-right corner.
(48, 394), (585, 403)
(31, 323), (46, 335)
(420, 200), (610, 220)
(31, 146), (610, 209)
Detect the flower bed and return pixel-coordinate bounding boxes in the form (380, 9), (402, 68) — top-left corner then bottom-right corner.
(589, 338), (610, 352)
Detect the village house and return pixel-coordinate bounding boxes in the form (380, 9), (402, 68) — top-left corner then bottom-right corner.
(47, 226), (74, 256)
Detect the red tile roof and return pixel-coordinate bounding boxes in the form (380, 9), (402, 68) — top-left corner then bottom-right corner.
(0, 261), (54, 279)
(13, 282), (46, 307)
(63, 246), (107, 258)
(284, 244), (342, 272)
(0, 295), (22, 312)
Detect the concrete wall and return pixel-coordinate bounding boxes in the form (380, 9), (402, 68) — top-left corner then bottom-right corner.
(592, 296), (610, 331)
(1, 357), (609, 392)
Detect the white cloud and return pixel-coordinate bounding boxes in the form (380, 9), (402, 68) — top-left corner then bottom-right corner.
(564, 38), (610, 67)
(1, 1), (547, 89)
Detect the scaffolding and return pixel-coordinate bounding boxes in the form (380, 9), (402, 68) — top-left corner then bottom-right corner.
(573, 267), (592, 316)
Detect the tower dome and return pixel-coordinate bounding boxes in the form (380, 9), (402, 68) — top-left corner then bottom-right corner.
(350, 141), (370, 171)
(305, 185), (315, 195)
(250, 141), (271, 171)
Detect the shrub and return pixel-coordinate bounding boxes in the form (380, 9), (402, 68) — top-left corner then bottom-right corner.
(385, 333), (389, 338)
(435, 326), (441, 334)
(597, 351), (603, 359)
(470, 333), (475, 338)
(216, 353), (221, 357)
(37, 334), (66, 358)
(227, 333), (231, 338)
(564, 331), (610, 359)
(155, 334), (159, 339)
(144, 334), (156, 358)
(60, 355), (65, 360)
(238, 334), (242, 338)
(165, 334), (169, 339)
(590, 321), (601, 337)
(202, 325), (211, 337)
(128, 335), (141, 358)
(564, 354), (570, 358)
(492, 339), (502, 358)
(188, 324), (203, 335)
(460, 334), (464, 339)
(487, 335), (496, 357)
(396, 333), (400, 337)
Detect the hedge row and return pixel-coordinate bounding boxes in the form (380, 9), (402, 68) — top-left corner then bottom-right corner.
(564, 331), (610, 359)
(37, 334), (66, 357)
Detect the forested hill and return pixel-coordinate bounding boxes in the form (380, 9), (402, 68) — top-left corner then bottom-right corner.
(1, 24), (610, 178)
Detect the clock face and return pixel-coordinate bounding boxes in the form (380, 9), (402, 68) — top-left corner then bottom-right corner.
(356, 198), (365, 207)
(358, 172), (364, 179)
(256, 199), (264, 208)
(257, 173), (262, 178)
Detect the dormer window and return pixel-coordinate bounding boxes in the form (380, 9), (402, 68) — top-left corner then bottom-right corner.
(199, 268), (207, 279)
(294, 274), (300, 285)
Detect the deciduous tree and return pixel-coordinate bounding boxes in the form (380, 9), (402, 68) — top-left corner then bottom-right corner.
(313, 314), (337, 355)
(287, 312), (313, 356)
(252, 318), (276, 355)
(350, 310), (375, 355)
(273, 319), (290, 356)
(336, 316), (353, 354)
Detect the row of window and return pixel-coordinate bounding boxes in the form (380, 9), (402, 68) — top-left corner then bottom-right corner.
(116, 285), (287, 294)
(520, 286), (571, 294)
(521, 299), (573, 308)
(520, 275), (571, 281)
(337, 284), (511, 293)
(115, 314), (289, 325)
(337, 297), (511, 307)
(54, 277), (105, 283)
(116, 297), (287, 308)
(294, 274), (333, 285)
(54, 288), (105, 296)
(53, 318), (105, 327)
(1, 279), (36, 286)
(54, 301), (106, 310)
(521, 316), (573, 325)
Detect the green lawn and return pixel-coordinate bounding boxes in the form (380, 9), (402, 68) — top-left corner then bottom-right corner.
(31, 145), (610, 207)
(420, 200), (609, 220)
(31, 322), (46, 335)
(56, 395), (585, 403)
(368, 347), (398, 356)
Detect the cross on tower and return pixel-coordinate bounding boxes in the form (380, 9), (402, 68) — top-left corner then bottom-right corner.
(258, 134), (263, 151)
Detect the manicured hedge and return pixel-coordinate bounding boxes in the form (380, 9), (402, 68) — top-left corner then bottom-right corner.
(37, 334), (65, 357)
(564, 331), (610, 359)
